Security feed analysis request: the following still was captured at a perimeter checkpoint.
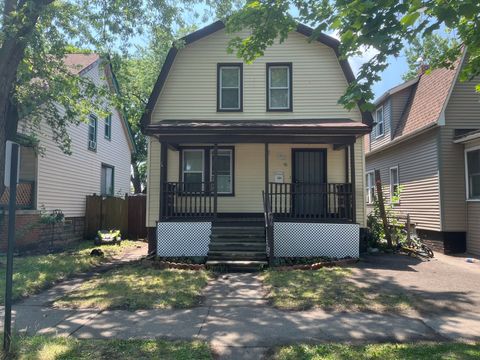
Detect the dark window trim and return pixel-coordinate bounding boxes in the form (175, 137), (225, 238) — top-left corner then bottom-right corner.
(101, 163), (115, 197)
(88, 114), (98, 152)
(179, 145), (235, 196)
(104, 114), (112, 140)
(266, 62), (293, 112)
(217, 63), (243, 112)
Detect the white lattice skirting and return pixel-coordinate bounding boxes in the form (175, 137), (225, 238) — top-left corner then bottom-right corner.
(157, 222), (212, 257)
(274, 223), (360, 258)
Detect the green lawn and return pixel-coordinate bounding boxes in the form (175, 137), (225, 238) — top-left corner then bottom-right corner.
(262, 268), (413, 312)
(0, 240), (140, 304)
(53, 263), (210, 310)
(4, 335), (212, 360)
(273, 343), (480, 360)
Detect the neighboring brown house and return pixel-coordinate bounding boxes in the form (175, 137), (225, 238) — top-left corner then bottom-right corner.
(365, 52), (480, 255)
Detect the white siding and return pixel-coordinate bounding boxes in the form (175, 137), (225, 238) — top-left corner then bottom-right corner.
(21, 62), (132, 217)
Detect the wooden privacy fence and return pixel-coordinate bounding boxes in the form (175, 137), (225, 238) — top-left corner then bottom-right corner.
(85, 194), (147, 240)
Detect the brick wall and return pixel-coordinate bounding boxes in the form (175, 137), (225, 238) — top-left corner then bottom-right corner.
(0, 210), (85, 253)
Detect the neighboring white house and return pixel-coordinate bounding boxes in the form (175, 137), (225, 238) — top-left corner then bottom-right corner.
(2, 54), (135, 234)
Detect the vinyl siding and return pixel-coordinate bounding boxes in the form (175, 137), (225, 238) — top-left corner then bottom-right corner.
(370, 100), (391, 151)
(152, 29), (363, 123)
(147, 140), (366, 227)
(20, 62), (132, 217)
(440, 75), (480, 232)
(366, 128), (441, 231)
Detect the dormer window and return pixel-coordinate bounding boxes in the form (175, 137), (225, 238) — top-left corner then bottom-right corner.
(375, 106), (384, 138)
(217, 63), (243, 111)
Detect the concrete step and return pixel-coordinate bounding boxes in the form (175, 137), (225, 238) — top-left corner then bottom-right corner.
(205, 260), (268, 272)
(210, 235), (265, 242)
(209, 243), (266, 251)
(212, 226), (265, 232)
(208, 252), (267, 261)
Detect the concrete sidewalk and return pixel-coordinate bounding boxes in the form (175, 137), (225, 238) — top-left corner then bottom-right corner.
(2, 271), (480, 359)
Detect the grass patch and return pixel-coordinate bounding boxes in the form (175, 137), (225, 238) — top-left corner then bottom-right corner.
(262, 268), (413, 312)
(0, 240), (140, 305)
(3, 335), (212, 360)
(53, 263), (210, 310)
(273, 343), (480, 360)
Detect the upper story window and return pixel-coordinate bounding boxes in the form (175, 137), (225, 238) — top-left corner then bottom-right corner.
(217, 63), (242, 111)
(267, 63), (292, 111)
(104, 114), (112, 140)
(88, 114), (97, 151)
(365, 171), (375, 204)
(390, 166), (400, 204)
(375, 107), (384, 138)
(466, 148), (480, 200)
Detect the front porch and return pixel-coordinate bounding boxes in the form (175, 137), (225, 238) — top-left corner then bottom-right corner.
(146, 120), (368, 264)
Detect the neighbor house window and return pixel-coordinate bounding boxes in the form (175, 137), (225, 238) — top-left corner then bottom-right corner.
(267, 63), (292, 111)
(88, 114), (97, 151)
(210, 149), (233, 194)
(466, 148), (480, 200)
(365, 171), (375, 204)
(182, 149), (205, 192)
(390, 166), (400, 204)
(375, 107), (384, 138)
(217, 64), (242, 111)
(101, 164), (114, 196)
(104, 114), (112, 140)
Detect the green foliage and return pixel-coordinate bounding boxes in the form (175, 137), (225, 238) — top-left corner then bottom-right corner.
(228, 0), (480, 109)
(39, 207), (65, 225)
(403, 34), (460, 81)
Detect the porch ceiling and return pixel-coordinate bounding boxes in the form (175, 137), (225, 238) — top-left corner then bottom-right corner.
(145, 119), (371, 144)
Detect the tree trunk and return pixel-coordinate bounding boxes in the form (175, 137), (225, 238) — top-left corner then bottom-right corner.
(131, 163), (143, 194)
(0, 0), (54, 195)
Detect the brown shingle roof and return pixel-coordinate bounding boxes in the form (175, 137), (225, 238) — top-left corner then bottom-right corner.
(393, 60), (460, 138)
(63, 53), (100, 74)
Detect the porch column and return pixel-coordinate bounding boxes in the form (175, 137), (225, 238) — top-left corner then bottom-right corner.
(159, 141), (168, 221)
(264, 143), (269, 199)
(213, 143), (218, 217)
(349, 142), (356, 223)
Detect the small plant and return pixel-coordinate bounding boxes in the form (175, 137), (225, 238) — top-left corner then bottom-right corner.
(95, 229), (122, 245)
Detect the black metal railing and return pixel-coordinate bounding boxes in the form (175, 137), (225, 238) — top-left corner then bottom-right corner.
(269, 182), (354, 222)
(0, 180), (35, 210)
(163, 182), (216, 219)
(262, 190), (274, 264)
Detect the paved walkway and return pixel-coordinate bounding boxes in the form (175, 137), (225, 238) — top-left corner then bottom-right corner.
(2, 253), (480, 359)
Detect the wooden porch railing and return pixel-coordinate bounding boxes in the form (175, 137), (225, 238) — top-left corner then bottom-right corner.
(269, 182), (354, 222)
(162, 182), (216, 219)
(262, 190), (274, 265)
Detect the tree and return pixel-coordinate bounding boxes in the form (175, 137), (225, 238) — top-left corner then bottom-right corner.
(402, 34), (459, 81)
(227, 0), (480, 111)
(0, 0), (233, 195)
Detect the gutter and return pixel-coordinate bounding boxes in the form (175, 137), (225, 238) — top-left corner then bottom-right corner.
(365, 122), (438, 158)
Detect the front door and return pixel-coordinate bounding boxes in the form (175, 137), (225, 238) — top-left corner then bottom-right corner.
(292, 149), (327, 218)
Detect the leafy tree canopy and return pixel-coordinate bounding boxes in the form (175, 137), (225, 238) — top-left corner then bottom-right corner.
(227, 0), (480, 110)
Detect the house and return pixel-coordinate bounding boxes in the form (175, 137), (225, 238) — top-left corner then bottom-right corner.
(365, 52), (480, 255)
(142, 21), (373, 267)
(0, 54), (135, 250)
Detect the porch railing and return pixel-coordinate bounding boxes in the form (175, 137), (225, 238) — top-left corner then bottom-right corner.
(163, 182), (216, 219)
(0, 180), (35, 210)
(269, 182), (354, 222)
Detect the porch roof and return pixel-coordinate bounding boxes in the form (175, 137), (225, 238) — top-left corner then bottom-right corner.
(145, 119), (370, 144)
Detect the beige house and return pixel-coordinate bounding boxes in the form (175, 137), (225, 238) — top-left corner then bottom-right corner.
(1, 54), (135, 243)
(365, 52), (480, 255)
(142, 21), (372, 267)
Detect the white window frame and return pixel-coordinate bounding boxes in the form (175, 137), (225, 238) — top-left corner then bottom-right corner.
(465, 146), (480, 201)
(101, 164), (114, 196)
(219, 65), (241, 110)
(268, 65), (290, 110)
(365, 171), (375, 204)
(389, 166), (400, 204)
(104, 114), (112, 140)
(210, 149), (233, 195)
(182, 149), (205, 190)
(375, 106), (384, 138)
(88, 114), (97, 151)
